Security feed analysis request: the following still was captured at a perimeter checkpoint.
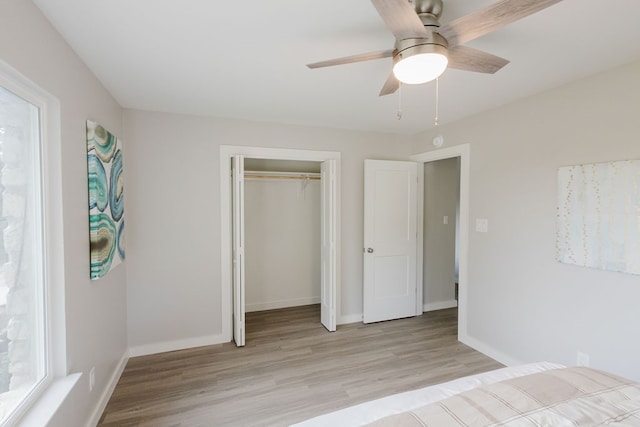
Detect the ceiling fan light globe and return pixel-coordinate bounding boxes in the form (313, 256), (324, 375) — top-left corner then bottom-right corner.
(393, 52), (448, 85)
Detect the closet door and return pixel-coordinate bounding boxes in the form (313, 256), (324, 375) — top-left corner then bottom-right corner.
(232, 155), (245, 346)
(320, 160), (337, 331)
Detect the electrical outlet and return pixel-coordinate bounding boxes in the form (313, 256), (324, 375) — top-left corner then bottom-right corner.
(577, 351), (590, 367)
(443, 215), (449, 225)
(89, 367), (96, 391)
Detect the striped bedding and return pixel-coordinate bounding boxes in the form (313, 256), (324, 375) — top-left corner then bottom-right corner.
(366, 367), (640, 426)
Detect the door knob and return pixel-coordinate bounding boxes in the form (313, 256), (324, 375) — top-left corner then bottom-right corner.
(366, 248), (374, 253)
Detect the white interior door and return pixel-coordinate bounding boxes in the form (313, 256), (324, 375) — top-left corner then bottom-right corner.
(232, 155), (245, 346)
(320, 160), (337, 331)
(363, 159), (418, 323)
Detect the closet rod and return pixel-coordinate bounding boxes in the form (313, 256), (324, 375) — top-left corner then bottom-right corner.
(244, 171), (321, 181)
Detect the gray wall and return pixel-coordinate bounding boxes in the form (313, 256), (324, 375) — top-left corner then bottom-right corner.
(423, 158), (460, 310)
(123, 109), (413, 352)
(413, 60), (640, 382)
(245, 179), (321, 312)
(0, 0), (127, 425)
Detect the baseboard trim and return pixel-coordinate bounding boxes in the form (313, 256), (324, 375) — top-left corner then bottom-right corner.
(423, 300), (458, 312)
(86, 350), (128, 427)
(246, 297), (321, 313)
(338, 313), (362, 325)
(459, 334), (523, 367)
(129, 333), (228, 358)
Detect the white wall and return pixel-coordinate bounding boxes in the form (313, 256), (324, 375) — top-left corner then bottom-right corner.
(413, 60), (640, 382)
(0, 0), (127, 425)
(123, 109), (413, 352)
(423, 158), (459, 311)
(245, 179), (321, 312)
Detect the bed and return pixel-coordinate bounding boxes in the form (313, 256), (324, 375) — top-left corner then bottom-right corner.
(292, 362), (640, 426)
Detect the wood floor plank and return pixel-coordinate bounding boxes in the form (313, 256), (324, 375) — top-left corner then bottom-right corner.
(99, 306), (502, 426)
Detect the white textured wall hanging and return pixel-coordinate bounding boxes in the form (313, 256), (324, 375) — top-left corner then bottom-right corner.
(556, 159), (640, 275)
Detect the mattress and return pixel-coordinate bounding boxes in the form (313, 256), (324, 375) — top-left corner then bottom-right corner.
(291, 362), (565, 426)
(367, 367), (640, 426)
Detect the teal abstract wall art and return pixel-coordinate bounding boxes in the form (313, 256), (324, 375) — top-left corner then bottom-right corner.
(87, 120), (125, 280)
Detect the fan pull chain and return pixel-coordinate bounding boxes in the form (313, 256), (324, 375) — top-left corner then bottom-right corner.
(434, 77), (440, 126)
(396, 82), (403, 120)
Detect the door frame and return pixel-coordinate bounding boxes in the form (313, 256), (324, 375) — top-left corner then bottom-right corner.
(220, 145), (341, 342)
(411, 143), (470, 340)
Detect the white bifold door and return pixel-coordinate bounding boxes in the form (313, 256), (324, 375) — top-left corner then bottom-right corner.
(232, 155), (245, 346)
(363, 160), (419, 323)
(320, 160), (337, 331)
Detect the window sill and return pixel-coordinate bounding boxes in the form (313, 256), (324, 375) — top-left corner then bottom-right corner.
(16, 373), (81, 427)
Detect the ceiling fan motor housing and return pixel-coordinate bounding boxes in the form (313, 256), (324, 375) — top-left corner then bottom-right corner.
(394, 32), (448, 62)
(397, 0), (448, 63)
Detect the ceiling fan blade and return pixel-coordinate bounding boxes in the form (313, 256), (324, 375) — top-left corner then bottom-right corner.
(371, 0), (428, 40)
(307, 49), (394, 69)
(379, 72), (399, 96)
(439, 0), (563, 47)
(447, 45), (510, 74)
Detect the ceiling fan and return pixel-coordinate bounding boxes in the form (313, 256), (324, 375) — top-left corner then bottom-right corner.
(307, 0), (563, 96)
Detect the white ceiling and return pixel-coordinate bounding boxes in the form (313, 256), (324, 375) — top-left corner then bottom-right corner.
(33, 0), (640, 135)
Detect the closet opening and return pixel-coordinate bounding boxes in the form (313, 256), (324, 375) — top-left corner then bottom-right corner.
(243, 159), (323, 336)
(220, 145), (340, 347)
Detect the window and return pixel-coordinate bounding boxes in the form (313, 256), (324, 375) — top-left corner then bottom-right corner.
(0, 74), (51, 424)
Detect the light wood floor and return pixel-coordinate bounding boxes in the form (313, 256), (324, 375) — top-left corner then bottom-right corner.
(98, 306), (502, 426)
